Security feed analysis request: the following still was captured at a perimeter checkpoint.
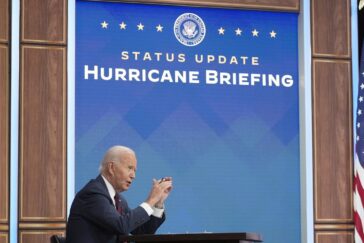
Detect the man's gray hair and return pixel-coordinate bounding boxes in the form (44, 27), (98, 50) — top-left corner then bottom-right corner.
(99, 145), (135, 173)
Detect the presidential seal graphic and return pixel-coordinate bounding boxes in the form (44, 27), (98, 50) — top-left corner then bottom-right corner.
(174, 13), (206, 47)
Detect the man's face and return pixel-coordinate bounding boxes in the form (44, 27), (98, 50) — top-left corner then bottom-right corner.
(111, 152), (137, 192)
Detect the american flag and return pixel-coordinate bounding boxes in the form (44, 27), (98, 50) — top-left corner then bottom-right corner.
(355, 39), (364, 243)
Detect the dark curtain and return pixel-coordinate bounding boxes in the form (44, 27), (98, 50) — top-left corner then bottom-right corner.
(359, 0), (364, 60)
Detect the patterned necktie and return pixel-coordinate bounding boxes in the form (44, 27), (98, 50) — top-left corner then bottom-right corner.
(114, 193), (123, 214)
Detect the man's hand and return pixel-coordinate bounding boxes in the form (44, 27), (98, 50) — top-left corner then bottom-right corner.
(145, 177), (173, 207)
(155, 177), (173, 208)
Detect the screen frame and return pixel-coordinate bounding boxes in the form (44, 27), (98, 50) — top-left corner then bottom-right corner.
(67, 1), (312, 242)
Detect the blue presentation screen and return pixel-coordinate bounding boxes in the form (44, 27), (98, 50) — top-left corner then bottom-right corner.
(75, 1), (300, 242)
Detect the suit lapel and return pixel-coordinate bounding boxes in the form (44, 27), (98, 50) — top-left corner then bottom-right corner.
(95, 175), (114, 206)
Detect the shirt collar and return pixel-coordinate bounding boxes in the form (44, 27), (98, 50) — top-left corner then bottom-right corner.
(101, 175), (117, 206)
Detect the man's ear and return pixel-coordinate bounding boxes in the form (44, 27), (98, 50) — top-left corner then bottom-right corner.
(107, 162), (114, 176)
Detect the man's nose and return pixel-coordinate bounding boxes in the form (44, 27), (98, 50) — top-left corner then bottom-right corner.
(130, 171), (136, 179)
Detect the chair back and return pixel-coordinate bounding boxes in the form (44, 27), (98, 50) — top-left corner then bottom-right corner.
(50, 235), (66, 243)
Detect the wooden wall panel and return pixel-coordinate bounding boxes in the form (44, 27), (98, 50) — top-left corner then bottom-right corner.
(16, 1), (355, 243)
(0, 45), (9, 224)
(311, 0), (353, 240)
(311, 0), (350, 58)
(313, 60), (352, 223)
(0, 233), (8, 243)
(121, 0), (299, 11)
(20, 46), (66, 221)
(0, 0), (9, 42)
(0, 1), (9, 242)
(19, 231), (64, 243)
(315, 232), (353, 243)
(21, 0), (67, 44)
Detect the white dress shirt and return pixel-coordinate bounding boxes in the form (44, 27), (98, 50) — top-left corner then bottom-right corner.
(101, 175), (164, 218)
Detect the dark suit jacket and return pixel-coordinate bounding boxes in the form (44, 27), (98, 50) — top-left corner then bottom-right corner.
(66, 175), (165, 243)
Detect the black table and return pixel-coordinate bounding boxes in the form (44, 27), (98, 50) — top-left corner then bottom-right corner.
(119, 232), (263, 243)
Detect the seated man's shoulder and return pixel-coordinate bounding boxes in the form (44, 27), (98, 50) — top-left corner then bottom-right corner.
(77, 177), (107, 198)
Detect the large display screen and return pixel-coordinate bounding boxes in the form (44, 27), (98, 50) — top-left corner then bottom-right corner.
(76, 1), (300, 242)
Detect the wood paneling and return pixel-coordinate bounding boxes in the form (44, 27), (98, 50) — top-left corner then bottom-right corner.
(20, 46), (66, 221)
(313, 59), (352, 223)
(0, 233), (8, 243)
(311, 0), (353, 240)
(311, 0), (350, 58)
(0, 0), (9, 240)
(19, 231), (64, 243)
(21, 0), (66, 44)
(0, 0), (8, 42)
(0, 45), (9, 224)
(315, 224), (354, 231)
(315, 231), (353, 243)
(0, 1), (9, 241)
(117, 0), (299, 11)
(18, 223), (66, 229)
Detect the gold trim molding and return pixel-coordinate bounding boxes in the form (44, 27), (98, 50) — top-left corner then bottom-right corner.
(0, 225), (9, 231)
(315, 224), (355, 231)
(19, 223), (66, 229)
(106, 0), (299, 12)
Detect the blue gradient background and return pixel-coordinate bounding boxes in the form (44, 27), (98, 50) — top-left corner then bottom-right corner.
(76, 1), (300, 242)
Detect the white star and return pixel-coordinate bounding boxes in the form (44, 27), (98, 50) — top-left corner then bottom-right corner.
(119, 22), (127, 30)
(235, 28), (242, 36)
(270, 30), (277, 38)
(101, 21), (108, 29)
(156, 24), (163, 32)
(361, 83), (364, 89)
(357, 135), (360, 141)
(358, 123), (361, 128)
(362, 72), (364, 76)
(359, 109), (362, 115)
(252, 29), (259, 37)
(218, 27), (225, 35)
(137, 23), (144, 31)
(360, 96), (364, 102)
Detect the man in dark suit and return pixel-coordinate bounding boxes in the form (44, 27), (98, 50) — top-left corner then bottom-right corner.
(66, 145), (173, 243)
